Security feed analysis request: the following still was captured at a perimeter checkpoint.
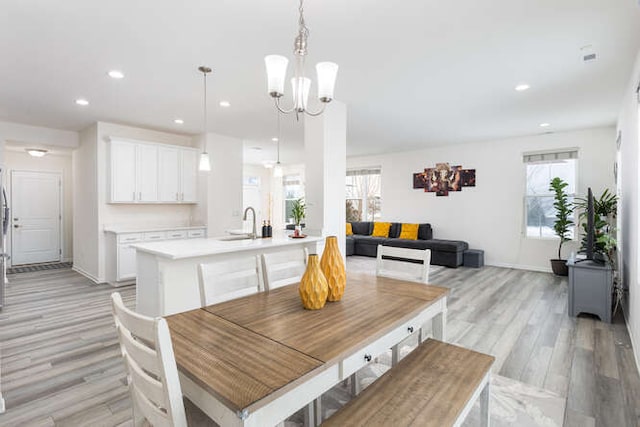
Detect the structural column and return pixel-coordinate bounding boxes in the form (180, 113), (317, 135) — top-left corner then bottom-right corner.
(304, 101), (347, 256)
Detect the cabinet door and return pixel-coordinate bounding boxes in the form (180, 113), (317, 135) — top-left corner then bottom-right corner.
(136, 144), (158, 202)
(117, 244), (137, 280)
(110, 141), (137, 202)
(158, 147), (180, 202)
(180, 149), (197, 202)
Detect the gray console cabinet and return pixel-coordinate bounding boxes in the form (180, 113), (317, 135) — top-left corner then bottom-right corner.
(567, 258), (612, 323)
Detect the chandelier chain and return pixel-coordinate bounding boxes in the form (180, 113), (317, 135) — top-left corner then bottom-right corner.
(298, 0), (309, 39)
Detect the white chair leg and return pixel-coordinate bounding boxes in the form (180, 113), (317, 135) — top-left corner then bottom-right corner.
(480, 380), (490, 427)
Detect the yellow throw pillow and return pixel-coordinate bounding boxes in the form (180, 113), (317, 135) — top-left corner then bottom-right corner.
(346, 223), (353, 236)
(399, 223), (419, 240)
(371, 222), (392, 237)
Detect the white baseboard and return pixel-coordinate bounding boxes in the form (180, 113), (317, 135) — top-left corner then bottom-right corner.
(486, 262), (553, 273)
(61, 257), (73, 263)
(623, 303), (640, 380)
(72, 265), (104, 284)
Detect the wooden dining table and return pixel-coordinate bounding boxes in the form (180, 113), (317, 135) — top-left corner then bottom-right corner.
(165, 271), (449, 427)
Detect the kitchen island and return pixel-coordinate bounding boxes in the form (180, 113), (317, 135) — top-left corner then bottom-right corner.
(133, 235), (323, 316)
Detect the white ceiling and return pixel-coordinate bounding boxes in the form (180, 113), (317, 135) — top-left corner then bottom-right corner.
(1, 0), (639, 165)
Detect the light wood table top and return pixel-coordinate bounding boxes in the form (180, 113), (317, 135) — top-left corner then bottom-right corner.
(166, 271), (449, 417)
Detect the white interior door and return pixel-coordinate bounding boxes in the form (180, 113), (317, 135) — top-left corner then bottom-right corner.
(11, 171), (61, 265)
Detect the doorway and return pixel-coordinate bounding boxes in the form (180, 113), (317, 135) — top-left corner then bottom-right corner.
(10, 171), (62, 266)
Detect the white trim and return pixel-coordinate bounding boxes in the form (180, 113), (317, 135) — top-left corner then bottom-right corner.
(486, 261), (552, 273)
(72, 265), (105, 284)
(623, 306), (640, 381)
(0, 393), (5, 413)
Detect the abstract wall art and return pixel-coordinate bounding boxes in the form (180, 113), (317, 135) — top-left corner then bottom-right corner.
(413, 163), (476, 196)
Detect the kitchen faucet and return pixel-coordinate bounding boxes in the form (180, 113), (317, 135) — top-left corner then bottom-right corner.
(243, 207), (257, 239)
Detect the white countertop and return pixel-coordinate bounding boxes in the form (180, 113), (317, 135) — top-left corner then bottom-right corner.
(132, 235), (323, 260)
(104, 225), (207, 234)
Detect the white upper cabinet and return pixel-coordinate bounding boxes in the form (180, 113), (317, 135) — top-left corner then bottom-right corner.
(110, 141), (137, 202)
(136, 144), (159, 202)
(109, 138), (198, 204)
(158, 147), (180, 202)
(181, 149), (198, 203)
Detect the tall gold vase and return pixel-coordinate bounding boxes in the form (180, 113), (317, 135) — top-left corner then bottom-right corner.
(299, 254), (329, 310)
(320, 236), (346, 302)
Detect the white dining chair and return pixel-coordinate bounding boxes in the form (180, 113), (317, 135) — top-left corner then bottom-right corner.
(198, 254), (264, 306)
(347, 245), (433, 396)
(376, 244), (431, 284)
(261, 248), (308, 291)
(111, 292), (187, 427)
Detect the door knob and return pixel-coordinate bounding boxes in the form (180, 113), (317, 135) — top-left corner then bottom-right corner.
(14, 224), (19, 228)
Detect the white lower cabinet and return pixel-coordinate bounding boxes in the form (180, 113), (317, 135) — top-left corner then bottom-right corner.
(117, 244), (138, 281)
(107, 228), (206, 285)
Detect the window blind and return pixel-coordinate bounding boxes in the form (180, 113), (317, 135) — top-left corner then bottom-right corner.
(522, 149), (578, 164)
(347, 167), (381, 176)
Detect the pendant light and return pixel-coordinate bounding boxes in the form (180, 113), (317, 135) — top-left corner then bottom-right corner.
(264, 0), (338, 120)
(273, 111), (283, 177)
(198, 66), (212, 172)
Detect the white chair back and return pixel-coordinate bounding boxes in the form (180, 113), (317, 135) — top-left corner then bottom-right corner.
(261, 248), (309, 291)
(111, 293), (186, 427)
(376, 245), (431, 284)
(198, 254), (264, 306)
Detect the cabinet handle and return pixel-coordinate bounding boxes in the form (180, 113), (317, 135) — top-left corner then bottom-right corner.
(181, 193), (184, 201)
(364, 354), (372, 362)
(139, 192), (142, 200)
(132, 192), (136, 201)
(176, 193), (179, 201)
(407, 326), (414, 333)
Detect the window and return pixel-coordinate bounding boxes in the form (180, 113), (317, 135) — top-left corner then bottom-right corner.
(524, 150), (577, 238)
(283, 173), (304, 223)
(346, 167), (382, 222)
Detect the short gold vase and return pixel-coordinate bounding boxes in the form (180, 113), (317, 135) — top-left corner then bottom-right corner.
(320, 236), (346, 302)
(299, 254), (329, 310)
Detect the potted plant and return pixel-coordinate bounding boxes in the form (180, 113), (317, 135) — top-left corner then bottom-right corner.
(291, 198), (306, 237)
(549, 177), (573, 276)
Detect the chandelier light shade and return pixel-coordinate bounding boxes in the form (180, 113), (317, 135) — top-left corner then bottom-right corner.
(265, 0), (338, 119)
(265, 55), (289, 96)
(198, 66), (212, 172)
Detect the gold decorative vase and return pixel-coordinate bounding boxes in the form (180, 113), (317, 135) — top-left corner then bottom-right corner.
(299, 254), (329, 310)
(320, 236), (346, 302)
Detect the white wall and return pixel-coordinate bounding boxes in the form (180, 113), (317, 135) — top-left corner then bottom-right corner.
(206, 132), (243, 237)
(348, 126), (616, 271)
(243, 164), (273, 227)
(73, 124), (99, 280)
(617, 49), (640, 370)
(4, 148), (74, 263)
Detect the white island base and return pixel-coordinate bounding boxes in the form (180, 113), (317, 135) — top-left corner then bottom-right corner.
(134, 235), (323, 316)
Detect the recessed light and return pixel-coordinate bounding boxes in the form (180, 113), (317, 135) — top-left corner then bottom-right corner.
(26, 148), (48, 157)
(174, 119), (184, 125)
(515, 84), (530, 92)
(271, 137), (279, 142)
(75, 98), (89, 106)
(108, 70), (124, 79)
(219, 101), (231, 107)
(539, 123), (551, 127)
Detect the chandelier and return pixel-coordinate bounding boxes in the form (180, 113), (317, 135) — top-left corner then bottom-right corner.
(264, 0), (338, 119)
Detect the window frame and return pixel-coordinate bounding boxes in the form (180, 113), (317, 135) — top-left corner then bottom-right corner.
(523, 150), (578, 240)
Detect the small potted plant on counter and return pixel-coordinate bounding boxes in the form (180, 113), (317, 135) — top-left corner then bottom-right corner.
(549, 177), (573, 276)
(291, 198), (306, 237)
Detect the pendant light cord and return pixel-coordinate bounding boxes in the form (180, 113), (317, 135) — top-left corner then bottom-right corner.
(277, 110), (281, 163)
(203, 72), (207, 135)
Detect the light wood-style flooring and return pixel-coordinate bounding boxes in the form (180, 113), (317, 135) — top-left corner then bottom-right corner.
(0, 259), (639, 426)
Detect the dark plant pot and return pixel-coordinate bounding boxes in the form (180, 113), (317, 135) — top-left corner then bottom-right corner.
(550, 259), (569, 276)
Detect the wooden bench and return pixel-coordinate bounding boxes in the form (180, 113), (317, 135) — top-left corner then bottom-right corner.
(322, 339), (494, 427)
